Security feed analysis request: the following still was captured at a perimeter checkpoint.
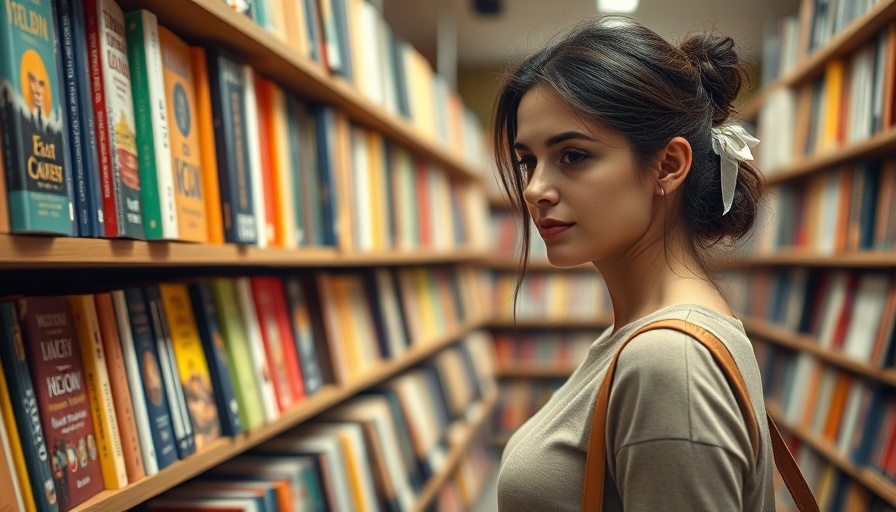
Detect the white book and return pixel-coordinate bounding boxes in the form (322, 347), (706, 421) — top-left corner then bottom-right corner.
(351, 127), (373, 250)
(111, 291), (159, 476)
(842, 273), (891, 361)
(816, 271), (848, 348)
(234, 278), (280, 421)
(241, 65), (268, 248)
(836, 380), (867, 453)
(0, 407), (25, 512)
(785, 353), (815, 424)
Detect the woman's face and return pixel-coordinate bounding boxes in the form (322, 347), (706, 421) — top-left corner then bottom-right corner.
(515, 84), (658, 268)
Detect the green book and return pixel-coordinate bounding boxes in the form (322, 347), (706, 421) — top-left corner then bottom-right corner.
(209, 278), (265, 430)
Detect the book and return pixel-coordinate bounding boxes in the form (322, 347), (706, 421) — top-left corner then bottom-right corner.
(284, 276), (325, 395)
(118, 289), (178, 470)
(253, 75), (277, 247)
(0, 302), (57, 512)
(18, 297), (104, 511)
(126, 9), (177, 240)
(188, 281), (242, 437)
(83, 0), (145, 239)
(159, 283), (222, 450)
(209, 457), (325, 511)
(0, 383), (27, 512)
(267, 81), (298, 247)
(233, 278), (280, 421)
(144, 285), (196, 459)
(68, 295), (128, 490)
(241, 65), (267, 248)
(250, 277), (302, 412)
(191, 46), (225, 244)
(206, 49), (257, 244)
(0, 0), (76, 235)
(93, 293), (145, 482)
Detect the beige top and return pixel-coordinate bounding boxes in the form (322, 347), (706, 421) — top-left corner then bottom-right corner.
(497, 304), (776, 511)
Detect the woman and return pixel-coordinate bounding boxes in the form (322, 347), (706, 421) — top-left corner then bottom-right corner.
(494, 16), (775, 511)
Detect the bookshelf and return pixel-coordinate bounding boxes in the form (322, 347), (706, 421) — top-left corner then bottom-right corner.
(487, 316), (613, 330)
(733, 0), (896, 507)
(495, 365), (577, 379)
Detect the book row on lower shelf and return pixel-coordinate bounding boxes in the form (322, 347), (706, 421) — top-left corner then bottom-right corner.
(0, 0), (489, 251)
(725, 267), (896, 367)
(0, 264), (486, 512)
(488, 270), (610, 321)
(493, 329), (597, 369)
(141, 335), (497, 512)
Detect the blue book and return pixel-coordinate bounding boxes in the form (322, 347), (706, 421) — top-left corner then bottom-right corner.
(122, 288), (180, 470)
(309, 105), (339, 247)
(188, 281), (243, 436)
(286, 95), (306, 245)
(0, 302), (59, 512)
(283, 276), (325, 395)
(329, 0), (353, 83)
(303, 0), (322, 64)
(206, 49), (257, 245)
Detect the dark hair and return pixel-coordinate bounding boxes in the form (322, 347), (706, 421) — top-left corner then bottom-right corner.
(493, 16), (764, 286)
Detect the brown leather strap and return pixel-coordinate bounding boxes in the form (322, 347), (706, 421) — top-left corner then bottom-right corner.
(582, 318), (818, 511)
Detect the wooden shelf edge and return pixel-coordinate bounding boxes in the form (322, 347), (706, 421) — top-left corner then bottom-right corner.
(114, 0), (483, 182)
(766, 401), (896, 507)
(726, 251), (896, 268)
(0, 234), (491, 268)
(741, 317), (896, 387)
(496, 364), (576, 379)
(412, 388), (499, 512)
(480, 258), (594, 271)
(741, 0), (896, 118)
(70, 316), (487, 512)
(487, 315), (613, 330)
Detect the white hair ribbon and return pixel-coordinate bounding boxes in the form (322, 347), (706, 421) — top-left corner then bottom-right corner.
(710, 124), (759, 215)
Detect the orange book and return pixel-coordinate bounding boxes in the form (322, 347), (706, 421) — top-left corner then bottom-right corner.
(191, 46), (225, 244)
(333, 111), (355, 253)
(249, 277), (296, 412)
(822, 373), (852, 441)
(316, 273), (351, 384)
(821, 59), (845, 151)
(254, 76), (278, 247)
(269, 84), (298, 247)
(94, 293), (147, 482)
(160, 27), (209, 243)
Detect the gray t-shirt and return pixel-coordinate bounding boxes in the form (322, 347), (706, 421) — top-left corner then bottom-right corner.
(497, 304), (776, 511)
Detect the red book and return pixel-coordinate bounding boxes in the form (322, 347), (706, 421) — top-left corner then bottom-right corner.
(18, 297), (104, 511)
(250, 278), (297, 412)
(254, 75), (278, 247)
(265, 278), (306, 402)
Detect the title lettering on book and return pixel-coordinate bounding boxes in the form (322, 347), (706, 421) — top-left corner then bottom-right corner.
(101, 7), (130, 79)
(5, 0), (49, 40)
(21, 388), (49, 461)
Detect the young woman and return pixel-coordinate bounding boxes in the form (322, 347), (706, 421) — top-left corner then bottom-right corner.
(494, 16), (775, 511)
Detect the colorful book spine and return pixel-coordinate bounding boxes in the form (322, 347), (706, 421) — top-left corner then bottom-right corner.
(188, 281), (242, 437)
(310, 105), (339, 247)
(68, 295), (128, 490)
(159, 283), (222, 451)
(0, 368), (27, 512)
(143, 286), (195, 459)
(126, 9), (177, 240)
(0, 302), (57, 512)
(83, 0), (145, 238)
(119, 289), (178, 470)
(206, 49), (257, 244)
(190, 47), (224, 245)
(18, 297), (104, 511)
(234, 277), (280, 422)
(286, 95), (306, 245)
(284, 277), (324, 395)
(0, 0), (76, 235)
(93, 292), (145, 482)
(158, 26), (208, 243)
(241, 65), (267, 248)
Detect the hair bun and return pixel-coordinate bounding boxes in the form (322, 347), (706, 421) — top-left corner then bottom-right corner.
(679, 34), (747, 125)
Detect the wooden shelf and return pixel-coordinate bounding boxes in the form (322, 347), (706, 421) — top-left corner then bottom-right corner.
(727, 251), (896, 268)
(766, 401), (896, 507)
(412, 388), (499, 512)
(741, 0), (896, 119)
(482, 258), (593, 271)
(742, 317), (896, 388)
(0, 234), (489, 268)
(488, 191), (512, 209)
(496, 364), (576, 379)
(115, 0), (482, 182)
(70, 316), (487, 512)
(488, 315), (613, 330)
(764, 127), (896, 186)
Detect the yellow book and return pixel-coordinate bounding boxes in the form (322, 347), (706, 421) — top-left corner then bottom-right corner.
(0, 360), (35, 512)
(159, 27), (209, 243)
(69, 295), (129, 490)
(159, 283), (222, 451)
(269, 84), (298, 248)
(820, 59), (845, 151)
(366, 131), (386, 250)
(333, 111), (356, 253)
(415, 268), (438, 339)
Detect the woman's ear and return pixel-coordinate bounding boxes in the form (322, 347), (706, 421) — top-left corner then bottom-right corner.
(655, 136), (692, 194)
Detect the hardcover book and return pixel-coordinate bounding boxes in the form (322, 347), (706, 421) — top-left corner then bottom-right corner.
(0, 0), (76, 235)
(190, 47), (225, 245)
(18, 297), (103, 511)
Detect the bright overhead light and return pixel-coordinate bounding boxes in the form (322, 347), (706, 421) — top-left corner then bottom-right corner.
(597, 0), (638, 13)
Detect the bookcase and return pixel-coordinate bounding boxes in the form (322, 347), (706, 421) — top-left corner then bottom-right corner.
(0, 0), (500, 511)
(730, 0), (896, 509)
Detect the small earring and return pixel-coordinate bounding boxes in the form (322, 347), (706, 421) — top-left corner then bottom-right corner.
(659, 188), (665, 197)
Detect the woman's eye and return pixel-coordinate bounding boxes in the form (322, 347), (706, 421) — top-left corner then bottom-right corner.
(517, 156), (536, 174)
(561, 150), (589, 165)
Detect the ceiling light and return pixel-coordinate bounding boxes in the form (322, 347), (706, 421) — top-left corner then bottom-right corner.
(597, 0), (638, 13)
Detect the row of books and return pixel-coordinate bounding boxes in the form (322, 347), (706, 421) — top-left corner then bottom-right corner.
(490, 210), (548, 262)
(0, 265), (481, 512)
(493, 330), (597, 368)
(0, 0), (488, 248)
(761, 0), (879, 86)
(725, 268), (896, 366)
(750, 160), (896, 254)
(435, 436), (494, 512)
(757, 22), (896, 173)
(755, 340), (896, 484)
(491, 379), (565, 439)
(144, 334), (496, 512)
(489, 271), (610, 321)
(226, 0), (486, 158)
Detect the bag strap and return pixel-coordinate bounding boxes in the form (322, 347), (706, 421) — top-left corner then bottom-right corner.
(582, 318), (819, 511)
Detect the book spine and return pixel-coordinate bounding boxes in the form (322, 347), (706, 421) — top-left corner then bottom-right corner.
(312, 105), (339, 247)
(0, 303), (57, 512)
(242, 65), (267, 248)
(68, 295), (128, 489)
(93, 293), (145, 482)
(0, 370), (27, 512)
(143, 286), (195, 459)
(0, 356), (35, 512)
(126, 10), (178, 240)
(286, 95), (305, 246)
(249, 277), (294, 411)
(187, 282), (242, 436)
(234, 278), (280, 421)
(190, 47), (225, 245)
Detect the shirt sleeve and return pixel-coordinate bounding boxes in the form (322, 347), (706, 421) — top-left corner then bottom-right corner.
(603, 328), (754, 511)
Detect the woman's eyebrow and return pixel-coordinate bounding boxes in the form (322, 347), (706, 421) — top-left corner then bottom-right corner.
(514, 131), (598, 151)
